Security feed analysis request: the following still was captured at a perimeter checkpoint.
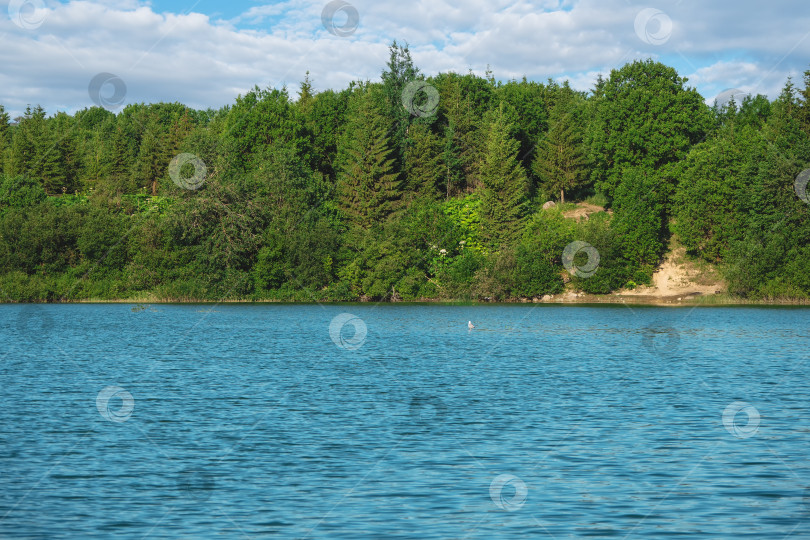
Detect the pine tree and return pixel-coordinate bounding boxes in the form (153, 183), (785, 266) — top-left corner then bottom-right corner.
(336, 88), (401, 232)
(532, 108), (587, 203)
(478, 103), (529, 248)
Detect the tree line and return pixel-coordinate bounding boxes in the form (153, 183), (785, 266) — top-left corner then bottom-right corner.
(1, 43), (809, 302)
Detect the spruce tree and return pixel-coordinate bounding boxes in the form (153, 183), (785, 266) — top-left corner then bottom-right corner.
(134, 118), (169, 195)
(532, 107), (586, 203)
(404, 122), (442, 200)
(9, 106), (64, 193)
(380, 41), (419, 163)
(336, 88), (401, 232)
(797, 69), (810, 136)
(478, 102), (529, 248)
(0, 105), (10, 174)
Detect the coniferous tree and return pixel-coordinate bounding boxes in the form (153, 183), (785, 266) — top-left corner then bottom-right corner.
(478, 103), (529, 248)
(9, 106), (65, 193)
(381, 41), (419, 164)
(404, 122), (442, 200)
(795, 70), (810, 136)
(441, 122), (465, 199)
(8, 106), (36, 178)
(0, 105), (10, 174)
(533, 106), (586, 203)
(435, 72), (489, 193)
(336, 88), (401, 232)
(134, 117), (169, 195)
(298, 71), (314, 113)
(50, 111), (81, 193)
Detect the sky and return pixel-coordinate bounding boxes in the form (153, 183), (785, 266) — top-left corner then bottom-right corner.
(1, 0), (809, 117)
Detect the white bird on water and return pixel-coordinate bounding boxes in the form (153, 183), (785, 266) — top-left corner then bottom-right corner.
(468, 321), (475, 330)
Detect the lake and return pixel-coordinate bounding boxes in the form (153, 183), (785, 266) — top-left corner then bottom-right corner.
(1, 303), (809, 538)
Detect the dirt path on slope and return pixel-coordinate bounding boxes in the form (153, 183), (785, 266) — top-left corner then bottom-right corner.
(619, 245), (725, 301)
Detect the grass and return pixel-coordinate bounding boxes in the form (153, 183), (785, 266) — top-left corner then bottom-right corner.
(584, 193), (609, 207)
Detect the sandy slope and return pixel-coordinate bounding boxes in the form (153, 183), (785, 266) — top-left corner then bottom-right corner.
(619, 246), (724, 300)
(538, 203), (726, 304)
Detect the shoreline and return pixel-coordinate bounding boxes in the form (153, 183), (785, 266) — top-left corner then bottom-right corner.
(4, 293), (809, 306)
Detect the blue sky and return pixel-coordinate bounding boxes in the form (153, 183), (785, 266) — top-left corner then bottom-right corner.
(1, 0), (809, 117)
(151, 0), (249, 21)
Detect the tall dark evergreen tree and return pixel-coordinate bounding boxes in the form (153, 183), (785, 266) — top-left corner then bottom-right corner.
(533, 103), (587, 203)
(336, 88), (401, 232)
(134, 117), (170, 195)
(404, 122), (442, 200)
(380, 41), (420, 164)
(478, 103), (529, 248)
(0, 105), (10, 175)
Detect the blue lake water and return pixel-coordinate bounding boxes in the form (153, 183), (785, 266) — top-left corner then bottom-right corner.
(1, 303), (809, 539)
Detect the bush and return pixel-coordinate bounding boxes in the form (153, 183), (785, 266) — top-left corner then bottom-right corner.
(0, 175), (47, 211)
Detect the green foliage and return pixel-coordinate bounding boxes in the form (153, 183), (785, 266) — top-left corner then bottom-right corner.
(404, 122), (443, 199)
(442, 194), (484, 252)
(588, 59), (712, 202)
(380, 41), (421, 164)
(224, 86), (306, 171)
(0, 175), (46, 210)
(1, 55), (809, 301)
(496, 78), (549, 175)
(611, 167), (666, 270)
(0, 105), (10, 172)
(673, 123), (758, 261)
(478, 103), (529, 248)
(571, 212), (632, 294)
(533, 99), (587, 203)
(336, 86), (401, 232)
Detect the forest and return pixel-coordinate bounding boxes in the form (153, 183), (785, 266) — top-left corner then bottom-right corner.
(1, 43), (809, 302)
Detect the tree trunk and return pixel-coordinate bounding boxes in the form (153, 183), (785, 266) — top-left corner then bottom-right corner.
(560, 189), (565, 204)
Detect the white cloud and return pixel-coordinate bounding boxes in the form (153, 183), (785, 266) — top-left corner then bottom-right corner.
(0, 0), (808, 117)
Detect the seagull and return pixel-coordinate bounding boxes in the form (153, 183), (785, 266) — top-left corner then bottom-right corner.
(468, 321), (475, 330)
